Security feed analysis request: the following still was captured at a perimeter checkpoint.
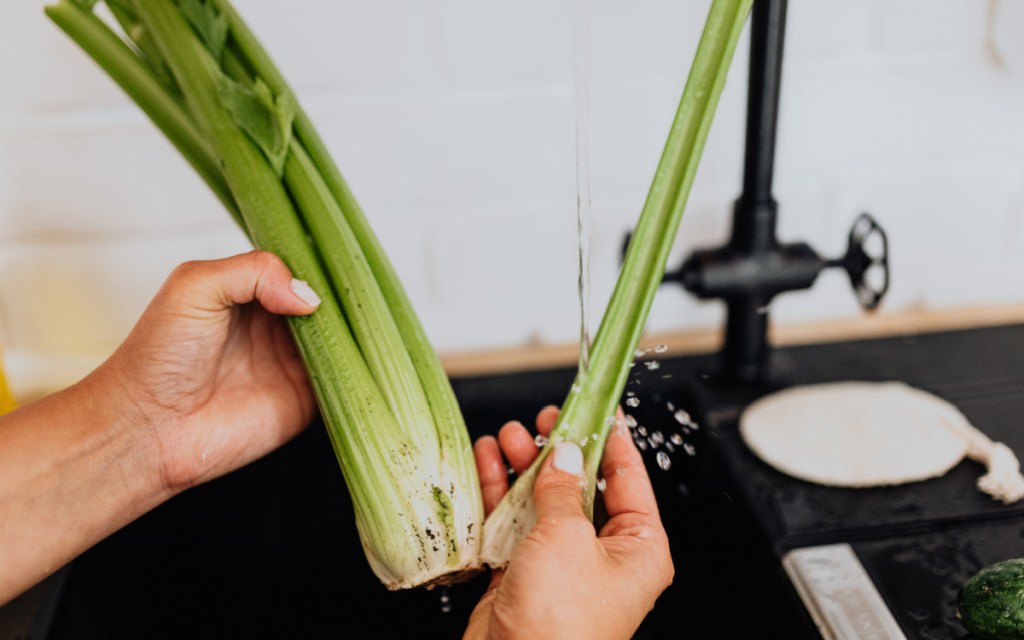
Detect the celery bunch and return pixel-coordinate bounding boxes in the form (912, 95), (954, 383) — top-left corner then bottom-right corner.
(48, 0), (751, 586)
(46, 0), (484, 590)
(481, 0), (753, 567)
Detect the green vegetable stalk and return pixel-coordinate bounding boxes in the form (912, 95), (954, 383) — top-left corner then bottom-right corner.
(481, 0), (753, 567)
(46, 0), (484, 590)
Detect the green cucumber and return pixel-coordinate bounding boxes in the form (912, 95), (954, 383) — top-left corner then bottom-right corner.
(958, 557), (1024, 639)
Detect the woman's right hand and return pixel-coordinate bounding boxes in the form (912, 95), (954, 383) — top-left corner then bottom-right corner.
(465, 406), (674, 639)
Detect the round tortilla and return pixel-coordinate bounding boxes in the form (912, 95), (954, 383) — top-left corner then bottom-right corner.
(739, 381), (969, 487)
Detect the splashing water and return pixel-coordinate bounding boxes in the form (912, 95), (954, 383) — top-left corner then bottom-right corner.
(439, 587), (452, 614)
(674, 409), (693, 426)
(656, 451), (672, 470)
(621, 396), (702, 473)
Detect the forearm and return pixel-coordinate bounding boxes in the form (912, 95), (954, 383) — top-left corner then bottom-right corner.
(0, 368), (168, 605)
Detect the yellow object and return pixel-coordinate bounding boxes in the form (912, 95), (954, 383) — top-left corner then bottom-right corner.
(0, 344), (16, 414)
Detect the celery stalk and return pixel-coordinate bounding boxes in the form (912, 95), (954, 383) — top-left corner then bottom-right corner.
(46, 0), (483, 589)
(213, 5), (482, 525)
(481, 0), (753, 567)
(206, 3), (481, 540)
(44, 1), (240, 225)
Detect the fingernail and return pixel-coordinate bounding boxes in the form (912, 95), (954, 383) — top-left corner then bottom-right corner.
(290, 278), (321, 307)
(552, 441), (584, 475)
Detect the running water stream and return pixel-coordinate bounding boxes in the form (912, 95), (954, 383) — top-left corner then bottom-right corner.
(572, 2), (691, 476)
(575, 0), (592, 376)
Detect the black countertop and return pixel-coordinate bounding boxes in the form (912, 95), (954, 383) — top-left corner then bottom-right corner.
(6, 322), (1024, 638)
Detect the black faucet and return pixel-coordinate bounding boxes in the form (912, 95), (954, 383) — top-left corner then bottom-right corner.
(656, 0), (890, 384)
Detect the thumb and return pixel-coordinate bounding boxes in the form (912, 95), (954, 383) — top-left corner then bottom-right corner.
(161, 250), (321, 318)
(532, 441), (588, 522)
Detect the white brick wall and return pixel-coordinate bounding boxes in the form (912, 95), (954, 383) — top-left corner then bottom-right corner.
(2, 0), (1023, 399)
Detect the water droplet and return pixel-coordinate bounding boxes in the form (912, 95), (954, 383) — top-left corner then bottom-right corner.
(666, 401), (676, 412)
(665, 441), (676, 453)
(650, 431), (665, 446)
(637, 425), (648, 437)
(625, 414), (638, 428)
(625, 397), (640, 407)
(670, 433), (684, 446)
(579, 437), (589, 447)
(534, 434), (549, 447)
(439, 587), (452, 613)
(571, 384), (582, 394)
(596, 478), (607, 492)
(656, 451), (671, 470)
(636, 439), (648, 451)
(634, 348), (648, 358)
(683, 443), (696, 456)
(604, 415), (616, 425)
(674, 409), (692, 425)
(644, 360), (661, 371)
(654, 344), (668, 353)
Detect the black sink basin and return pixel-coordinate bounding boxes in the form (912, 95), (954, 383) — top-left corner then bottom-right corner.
(19, 349), (804, 638)
(18, 322), (1024, 639)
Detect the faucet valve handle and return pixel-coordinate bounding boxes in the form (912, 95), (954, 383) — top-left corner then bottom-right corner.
(830, 213), (890, 311)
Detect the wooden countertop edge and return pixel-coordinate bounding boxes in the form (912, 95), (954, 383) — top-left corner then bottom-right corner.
(438, 302), (1024, 378)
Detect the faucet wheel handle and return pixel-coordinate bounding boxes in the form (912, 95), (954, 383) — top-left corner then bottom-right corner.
(837, 213), (889, 311)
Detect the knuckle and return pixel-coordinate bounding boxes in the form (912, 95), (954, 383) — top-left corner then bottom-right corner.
(164, 260), (206, 295)
(170, 259), (203, 280)
(249, 249), (286, 274)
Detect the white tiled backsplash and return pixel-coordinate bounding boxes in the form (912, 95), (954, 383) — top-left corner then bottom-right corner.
(2, 0), (1023, 399)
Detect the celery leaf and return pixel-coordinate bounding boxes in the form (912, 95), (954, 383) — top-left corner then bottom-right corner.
(217, 75), (295, 175)
(177, 0), (228, 62)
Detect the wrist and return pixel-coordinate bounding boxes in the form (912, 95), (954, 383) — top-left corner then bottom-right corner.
(72, 360), (173, 507)
(0, 365), (170, 604)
